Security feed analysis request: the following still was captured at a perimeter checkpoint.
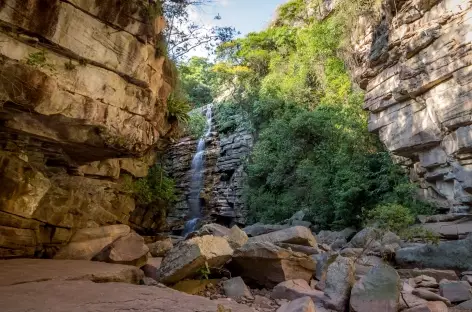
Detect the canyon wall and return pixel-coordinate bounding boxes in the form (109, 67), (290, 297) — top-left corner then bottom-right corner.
(164, 107), (252, 229)
(0, 0), (174, 257)
(353, 0), (472, 214)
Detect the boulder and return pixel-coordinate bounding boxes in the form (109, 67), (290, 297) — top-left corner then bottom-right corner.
(399, 292), (428, 310)
(317, 228), (356, 246)
(439, 280), (472, 303)
(397, 269), (459, 281)
(225, 225), (248, 249)
(312, 252), (338, 282)
(349, 228), (382, 249)
(462, 274), (472, 285)
(93, 232), (149, 267)
(413, 275), (439, 288)
(147, 238), (173, 257)
(243, 223), (290, 237)
(276, 296), (317, 312)
(198, 223), (231, 237)
(54, 225), (130, 260)
(355, 256), (385, 279)
(0, 259), (144, 286)
(0, 280), (255, 312)
(395, 235), (472, 271)
(350, 264), (401, 312)
(412, 289), (450, 305)
(402, 301), (448, 312)
(158, 236), (233, 284)
(222, 276), (253, 299)
(231, 242), (316, 288)
(457, 299), (472, 310)
(323, 257), (356, 311)
(248, 226), (317, 247)
(272, 279), (324, 302)
(141, 257), (163, 281)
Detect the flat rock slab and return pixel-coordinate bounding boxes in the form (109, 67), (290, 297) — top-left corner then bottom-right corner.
(248, 226), (317, 247)
(0, 259), (143, 286)
(0, 280), (255, 312)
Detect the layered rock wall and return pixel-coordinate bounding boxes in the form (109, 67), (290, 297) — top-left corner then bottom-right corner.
(354, 0), (472, 213)
(0, 0), (174, 257)
(165, 108), (252, 228)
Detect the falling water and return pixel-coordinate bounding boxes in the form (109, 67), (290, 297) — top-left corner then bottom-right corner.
(182, 104), (213, 236)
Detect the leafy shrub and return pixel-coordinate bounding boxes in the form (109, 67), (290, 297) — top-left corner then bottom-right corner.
(186, 112), (207, 138)
(215, 101), (252, 134)
(126, 164), (176, 206)
(167, 91), (191, 124)
(366, 203), (415, 233)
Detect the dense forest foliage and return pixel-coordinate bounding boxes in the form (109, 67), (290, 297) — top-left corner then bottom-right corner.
(178, 0), (434, 230)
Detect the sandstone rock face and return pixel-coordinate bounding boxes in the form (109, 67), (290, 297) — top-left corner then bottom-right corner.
(0, 280), (255, 312)
(395, 235), (472, 271)
(231, 242), (316, 288)
(158, 235), (233, 284)
(164, 111), (253, 227)
(248, 226), (317, 247)
(54, 225), (130, 260)
(350, 264), (401, 312)
(353, 0), (472, 213)
(0, 1), (174, 257)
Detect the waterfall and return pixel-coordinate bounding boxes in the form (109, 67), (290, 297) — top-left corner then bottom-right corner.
(182, 104), (213, 236)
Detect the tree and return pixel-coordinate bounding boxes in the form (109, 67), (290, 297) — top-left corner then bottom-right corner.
(162, 0), (239, 60)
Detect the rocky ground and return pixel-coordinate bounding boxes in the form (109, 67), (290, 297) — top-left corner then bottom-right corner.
(1, 212), (472, 312)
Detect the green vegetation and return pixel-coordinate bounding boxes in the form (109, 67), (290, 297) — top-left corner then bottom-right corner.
(186, 112), (207, 138)
(179, 57), (217, 107)
(175, 0), (433, 231)
(25, 51), (55, 71)
(125, 164), (176, 206)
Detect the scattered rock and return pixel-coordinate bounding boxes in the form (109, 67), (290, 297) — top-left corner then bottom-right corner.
(54, 225), (130, 260)
(349, 228), (382, 249)
(272, 279), (324, 303)
(439, 280), (472, 303)
(0, 280), (255, 312)
(462, 275), (472, 285)
(397, 269), (459, 281)
(412, 289), (450, 305)
(350, 264), (401, 312)
(323, 257), (356, 311)
(413, 275), (439, 288)
(276, 296), (316, 312)
(253, 295), (276, 309)
(339, 248), (363, 257)
(158, 236), (233, 284)
(225, 225), (249, 249)
(93, 232), (149, 267)
(312, 252), (338, 282)
(248, 226), (317, 247)
(395, 235), (472, 271)
(172, 279), (220, 295)
(316, 228), (356, 246)
(243, 223), (289, 237)
(141, 257), (163, 281)
(147, 238), (173, 257)
(0, 259), (144, 286)
(456, 299), (472, 310)
(142, 276), (160, 286)
(231, 242), (316, 288)
(399, 292), (428, 310)
(223, 277), (253, 299)
(402, 301), (448, 312)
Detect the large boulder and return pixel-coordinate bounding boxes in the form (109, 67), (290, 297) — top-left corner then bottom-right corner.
(323, 257), (356, 311)
(197, 223), (231, 237)
(147, 238), (173, 257)
(317, 228), (356, 247)
(243, 223), (289, 237)
(248, 226), (317, 247)
(93, 232), (149, 267)
(54, 225), (130, 260)
(439, 280), (472, 303)
(158, 236), (233, 284)
(231, 242), (316, 288)
(225, 225), (249, 249)
(395, 235), (472, 271)
(350, 264), (401, 312)
(276, 296), (317, 312)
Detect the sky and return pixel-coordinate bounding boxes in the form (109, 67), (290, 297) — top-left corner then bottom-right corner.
(187, 0), (287, 57)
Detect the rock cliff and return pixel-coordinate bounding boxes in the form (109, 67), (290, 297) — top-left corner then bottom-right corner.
(353, 0), (472, 213)
(0, 0), (175, 258)
(165, 107), (253, 229)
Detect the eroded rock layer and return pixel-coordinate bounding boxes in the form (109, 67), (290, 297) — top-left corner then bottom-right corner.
(354, 0), (472, 213)
(0, 0), (174, 258)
